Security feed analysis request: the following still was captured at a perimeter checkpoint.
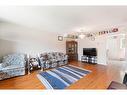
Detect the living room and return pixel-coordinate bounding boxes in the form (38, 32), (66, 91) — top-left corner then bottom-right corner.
(0, 4), (127, 95)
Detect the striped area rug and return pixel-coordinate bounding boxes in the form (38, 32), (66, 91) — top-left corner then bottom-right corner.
(37, 65), (91, 89)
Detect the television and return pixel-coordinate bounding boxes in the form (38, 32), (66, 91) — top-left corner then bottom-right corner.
(83, 48), (97, 56)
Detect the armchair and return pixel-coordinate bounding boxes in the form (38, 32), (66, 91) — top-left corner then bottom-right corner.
(0, 53), (26, 80)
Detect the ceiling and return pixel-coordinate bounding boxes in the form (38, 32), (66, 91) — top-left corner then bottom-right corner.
(0, 6), (127, 35)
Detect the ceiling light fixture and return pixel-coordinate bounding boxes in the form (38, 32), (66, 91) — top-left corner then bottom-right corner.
(79, 34), (85, 39)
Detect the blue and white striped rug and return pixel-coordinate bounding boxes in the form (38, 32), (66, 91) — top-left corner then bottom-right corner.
(37, 65), (91, 89)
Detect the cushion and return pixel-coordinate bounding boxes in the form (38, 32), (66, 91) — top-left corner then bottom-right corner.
(43, 54), (49, 60)
(29, 58), (39, 66)
(2, 53), (25, 66)
(1, 65), (24, 71)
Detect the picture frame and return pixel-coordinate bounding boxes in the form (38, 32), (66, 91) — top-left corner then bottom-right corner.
(58, 36), (63, 41)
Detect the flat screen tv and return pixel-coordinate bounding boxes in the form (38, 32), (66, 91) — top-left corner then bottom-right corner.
(83, 48), (97, 56)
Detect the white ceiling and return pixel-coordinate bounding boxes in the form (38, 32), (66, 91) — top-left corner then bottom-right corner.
(0, 6), (127, 34)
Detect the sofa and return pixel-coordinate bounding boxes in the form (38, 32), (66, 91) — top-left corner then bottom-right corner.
(0, 53), (26, 80)
(39, 52), (68, 70)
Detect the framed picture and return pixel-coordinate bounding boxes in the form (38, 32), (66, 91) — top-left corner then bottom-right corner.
(58, 36), (63, 41)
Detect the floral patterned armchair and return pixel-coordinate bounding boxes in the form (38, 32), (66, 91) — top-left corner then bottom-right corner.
(38, 52), (68, 70)
(0, 53), (26, 80)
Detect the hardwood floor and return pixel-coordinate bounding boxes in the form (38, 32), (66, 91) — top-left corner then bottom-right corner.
(0, 61), (124, 89)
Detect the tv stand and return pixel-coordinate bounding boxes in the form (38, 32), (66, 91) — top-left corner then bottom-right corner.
(81, 55), (97, 64)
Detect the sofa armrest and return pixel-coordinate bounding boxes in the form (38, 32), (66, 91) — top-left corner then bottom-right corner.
(0, 63), (3, 69)
(39, 57), (46, 67)
(0, 57), (2, 63)
(64, 55), (68, 60)
(39, 57), (46, 62)
(0, 63), (6, 69)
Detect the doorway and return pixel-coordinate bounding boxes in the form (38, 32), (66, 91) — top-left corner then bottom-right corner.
(106, 34), (126, 83)
(106, 34), (126, 62)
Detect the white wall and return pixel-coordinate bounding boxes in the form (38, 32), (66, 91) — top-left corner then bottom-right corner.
(0, 21), (66, 57)
(78, 36), (107, 65)
(124, 33), (127, 71)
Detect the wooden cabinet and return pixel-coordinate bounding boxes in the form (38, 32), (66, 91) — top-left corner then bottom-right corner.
(66, 41), (78, 61)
